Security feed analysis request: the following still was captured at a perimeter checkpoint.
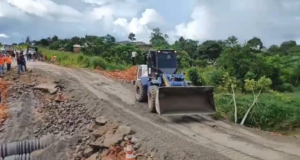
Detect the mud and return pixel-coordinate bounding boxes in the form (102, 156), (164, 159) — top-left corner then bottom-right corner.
(15, 61), (299, 160)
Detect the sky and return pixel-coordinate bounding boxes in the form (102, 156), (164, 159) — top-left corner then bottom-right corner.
(0, 0), (300, 46)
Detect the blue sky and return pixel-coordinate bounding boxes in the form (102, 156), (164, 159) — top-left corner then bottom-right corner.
(0, 0), (300, 46)
(143, 0), (195, 25)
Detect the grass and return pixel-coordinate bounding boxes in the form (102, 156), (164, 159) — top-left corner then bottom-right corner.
(215, 91), (300, 132)
(39, 48), (129, 70)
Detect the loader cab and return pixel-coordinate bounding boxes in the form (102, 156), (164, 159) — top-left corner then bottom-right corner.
(147, 49), (177, 79)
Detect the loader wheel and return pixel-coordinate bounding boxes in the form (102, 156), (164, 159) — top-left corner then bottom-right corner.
(135, 80), (147, 102)
(148, 86), (158, 113)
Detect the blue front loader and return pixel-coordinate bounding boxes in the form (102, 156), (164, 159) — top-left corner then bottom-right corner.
(135, 73), (216, 115)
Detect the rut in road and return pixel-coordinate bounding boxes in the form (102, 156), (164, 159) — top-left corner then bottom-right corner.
(26, 61), (300, 160)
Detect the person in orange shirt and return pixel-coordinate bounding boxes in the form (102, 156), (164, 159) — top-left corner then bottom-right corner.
(0, 55), (5, 74)
(51, 55), (54, 62)
(5, 54), (12, 71)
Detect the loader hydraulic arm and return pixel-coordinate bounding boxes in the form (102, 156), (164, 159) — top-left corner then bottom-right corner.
(161, 74), (170, 87)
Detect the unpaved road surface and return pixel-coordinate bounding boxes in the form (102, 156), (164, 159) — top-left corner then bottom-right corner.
(24, 61), (300, 160)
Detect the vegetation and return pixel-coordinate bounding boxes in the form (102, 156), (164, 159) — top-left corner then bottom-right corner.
(2, 28), (300, 133)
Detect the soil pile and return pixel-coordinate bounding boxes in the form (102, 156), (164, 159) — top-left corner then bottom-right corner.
(96, 66), (138, 82)
(0, 78), (10, 126)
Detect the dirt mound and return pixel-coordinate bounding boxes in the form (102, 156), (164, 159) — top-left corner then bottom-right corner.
(96, 66), (138, 82)
(0, 78), (11, 125)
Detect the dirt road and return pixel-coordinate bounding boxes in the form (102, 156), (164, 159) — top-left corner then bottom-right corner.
(24, 61), (300, 160)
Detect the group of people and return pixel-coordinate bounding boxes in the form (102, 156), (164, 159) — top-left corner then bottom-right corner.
(0, 51), (28, 75)
(0, 53), (12, 74)
(25, 52), (44, 61)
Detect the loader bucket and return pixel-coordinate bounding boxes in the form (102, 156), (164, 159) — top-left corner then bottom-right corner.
(155, 86), (215, 115)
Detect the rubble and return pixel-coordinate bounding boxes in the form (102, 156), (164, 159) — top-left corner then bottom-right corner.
(73, 119), (145, 160)
(33, 83), (59, 94)
(0, 68), (153, 160)
(95, 116), (108, 125)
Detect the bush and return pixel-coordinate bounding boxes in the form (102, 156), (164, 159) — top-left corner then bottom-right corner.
(187, 67), (201, 85)
(215, 93), (300, 131)
(39, 47), (128, 70)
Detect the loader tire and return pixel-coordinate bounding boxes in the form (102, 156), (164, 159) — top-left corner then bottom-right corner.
(148, 86), (158, 113)
(135, 80), (147, 102)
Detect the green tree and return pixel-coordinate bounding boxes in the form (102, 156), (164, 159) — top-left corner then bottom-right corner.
(150, 28), (169, 48)
(224, 36), (238, 47)
(280, 40), (297, 54)
(52, 35), (58, 41)
(40, 38), (50, 46)
(247, 37), (263, 50)
(128, 32), (136, 41)
(198, 40), (222, 59)
(268, 45), (280, 53)
(25, 36), (31, 44)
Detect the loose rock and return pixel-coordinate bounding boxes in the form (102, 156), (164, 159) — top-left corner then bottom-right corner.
(95, 116), (108, 125)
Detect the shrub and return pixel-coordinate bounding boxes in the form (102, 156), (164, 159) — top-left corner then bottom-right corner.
(39, 47), (128, 70)
(187, 67), (201, 85)
(215, 93), (300, 131)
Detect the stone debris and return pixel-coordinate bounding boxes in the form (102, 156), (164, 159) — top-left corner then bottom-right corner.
(33, 83), (59, 94)
(3, 69), (155, 160)
(95, 116), (108, 125)
(32, 82), (150, 159)
(70, 119), (151, 160)
(33, 98), (92, 137)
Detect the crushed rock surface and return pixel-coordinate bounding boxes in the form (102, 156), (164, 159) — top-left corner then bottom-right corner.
(0, 68), (151, 160)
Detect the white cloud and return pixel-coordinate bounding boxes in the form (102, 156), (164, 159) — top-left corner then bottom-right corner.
(0, 0), (29, 20)
(0, 34), (9, 38)
(84, 0), (143, 20)
(0, 0), (299, 46)
(113, 9), (165, 41)
(6, 0), (82, 21)
(173, 6), (212, 41)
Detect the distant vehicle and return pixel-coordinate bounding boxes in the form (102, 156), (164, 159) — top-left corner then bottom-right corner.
(26, 46), (38, 54)
(3, 45), (14, 54)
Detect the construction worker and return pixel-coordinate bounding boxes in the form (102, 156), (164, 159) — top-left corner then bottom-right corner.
(51, 55), (54, 62)
(0, 55), (5, 75)
(17, 54), (23, 75)
(131, 51), (137, 65)
(20, 52), (27, 71)
(5, 54), (12, 71)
